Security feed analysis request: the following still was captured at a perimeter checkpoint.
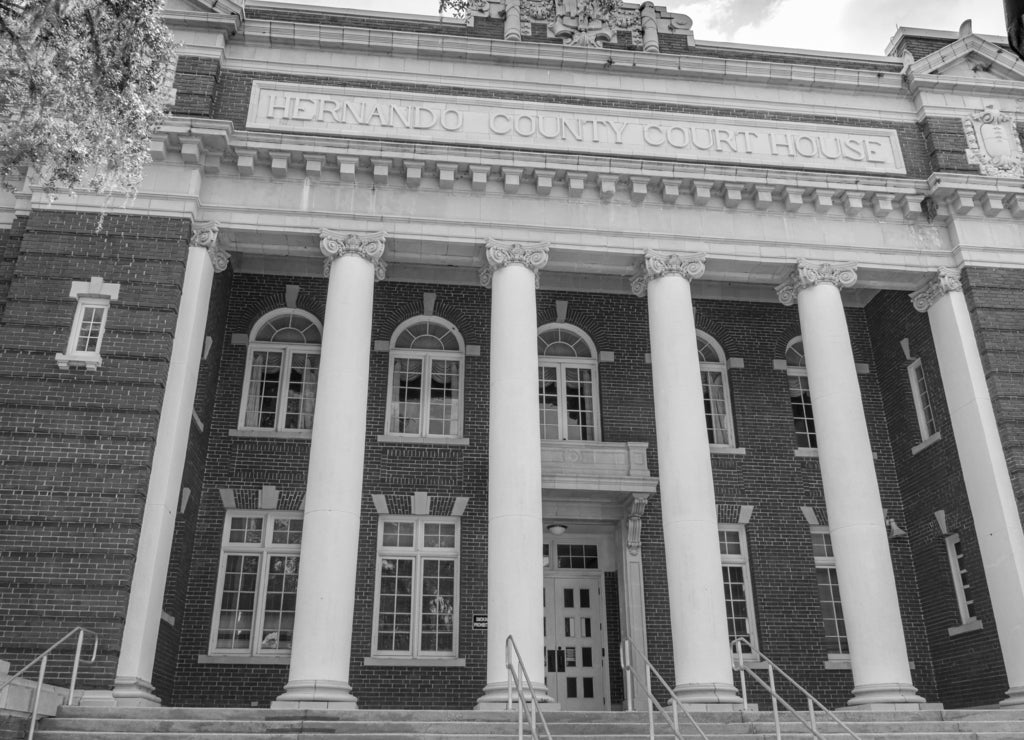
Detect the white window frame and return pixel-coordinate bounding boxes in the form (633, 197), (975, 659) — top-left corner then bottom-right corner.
(786, 337), (817, 451)
(238, 308), (322, 434)
(208, 510), (303, 658)
(908, 358), (940, 445)
(810, 526), (848, 659)
(719, 524), (757, 654)
(371, 516), (460, 659)
(55, 277), (120, 371)
(698, 332), (736, 448)
(384, 316), (465, 440)
(944, 533), (978, 627)
(538, 323), (602, 442)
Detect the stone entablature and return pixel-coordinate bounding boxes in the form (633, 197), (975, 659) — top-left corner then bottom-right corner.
(541, 440), (657, 495)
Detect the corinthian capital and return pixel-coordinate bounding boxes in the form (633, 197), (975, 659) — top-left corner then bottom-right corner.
(775, 258), (858, 306)
(479, 238), (549, 288)
(630, 250), (706, 297)
(190, 221), (230, 273)
(320, 229), (388, 281)
(910, 267), (963, 313)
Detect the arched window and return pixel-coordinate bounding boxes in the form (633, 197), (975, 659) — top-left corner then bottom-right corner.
(538, 324), (600, 442)
(239, 309), (322, 432)
(786, 337), (816, 448)
(386, 317), (465, 438)
(697, 332), (735, 446)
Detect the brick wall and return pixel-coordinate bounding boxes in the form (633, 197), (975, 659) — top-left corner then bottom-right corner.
(920, 118), (973, 174)
(171, 56), (220, 119)
(0, 211), (190, 689)
(0, 217), (26, 321)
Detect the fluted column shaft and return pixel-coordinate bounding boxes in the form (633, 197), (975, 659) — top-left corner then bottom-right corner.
(114, 223), (228, 706)
(633, 251), (738, 706)
(913, 269), (1024, 706)
(476, 239), (550, 707)
(778, 259), (921, 708)
(273, 230), (386, 710)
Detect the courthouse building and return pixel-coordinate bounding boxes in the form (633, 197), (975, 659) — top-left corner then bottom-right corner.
(4, 0), (1024, 715)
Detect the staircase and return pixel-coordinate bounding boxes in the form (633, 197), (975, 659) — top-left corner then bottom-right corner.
(32, 706), (1024, 739)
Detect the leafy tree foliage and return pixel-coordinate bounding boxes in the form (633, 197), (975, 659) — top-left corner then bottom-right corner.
(0, 0), (176, 195)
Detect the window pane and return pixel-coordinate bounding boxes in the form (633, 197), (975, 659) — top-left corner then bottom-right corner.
(216, 555), (259, 649)
(383, 521), (415, 548)
(261, 555), (299, 650)
(427, 359), (461, 436)
(420, 559), (456, 652)
(283, 352), (319, 430)
(245, 351), (283, 428)
(271, 517), (303, 545)
(811, 531), (833, 559)
(377, 558), (414, 652)
(913, 363), (938, 438)
(538, 366), (560, 440)
(789, 374), (816, 448)
(703, 370), (731, 445)
(229, 517), (264, 544)
(76, 305), (106, 353)
(424, 522), (456, 549)
(390, 358), (423, 434)
(564, 367), (596, 441)
(722, 565), (750, 645)
(719, 529), (742, 556)
(816, 567), (848, 654)
(556, 544), (599, 569)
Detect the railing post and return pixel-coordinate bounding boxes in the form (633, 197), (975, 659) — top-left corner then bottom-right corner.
(647, 664), (654, 740)
(622, 641), (633, 712)
(768, 664), (781, 740)
(68, 629), (85, 707)
(809, 697), (817, 736)
(734, 640), (748, 711)
(28, 655), (47, 740)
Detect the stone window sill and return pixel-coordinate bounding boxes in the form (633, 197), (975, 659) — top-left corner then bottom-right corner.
(711, 446), (747, 456)
(911, 432), (942, 456)
(363, 656), (466, 667)
(198, 654), (290, 665)
(376, 434), (470, 447)
(229, 429), (312, 441)
(824, 656), (915, 670)
(795, 447), (819, 458)
(948, 619), (983, 637)
(55, 352), (102, 371)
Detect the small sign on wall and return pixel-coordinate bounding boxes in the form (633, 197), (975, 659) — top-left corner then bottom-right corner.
(473, 614), (487, 630)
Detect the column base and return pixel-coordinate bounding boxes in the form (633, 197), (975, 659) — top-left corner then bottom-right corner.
(79, 690), (117, 708)
(1000, 686), (1024, 707)
(271, 679), (358, 710)
(111, 677), (161, 707)
(847, 683), (925, 708)
(475, 680), (553, 710)
(672, 682), (742, 707)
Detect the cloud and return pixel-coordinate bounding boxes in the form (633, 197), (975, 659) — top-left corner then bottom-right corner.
(683, 0), (788, 35)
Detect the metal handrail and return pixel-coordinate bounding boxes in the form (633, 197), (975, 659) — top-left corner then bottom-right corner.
(731, 638), (862, 740)
(504, 635), (553, 740)
(0, 627), (99, 740)
(620, 638), (709, 740)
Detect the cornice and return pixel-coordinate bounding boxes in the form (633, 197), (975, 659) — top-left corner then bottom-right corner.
(164, 9), (242, 34)
(234, 20), (906, 96)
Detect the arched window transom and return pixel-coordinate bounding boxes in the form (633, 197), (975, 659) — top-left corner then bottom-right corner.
(697, 332), (735, 447)
(538, 324), (600, 442)
(387, 317), (465, 438)
(239, 309), (322, 432)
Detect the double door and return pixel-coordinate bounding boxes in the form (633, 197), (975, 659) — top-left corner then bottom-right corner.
(543, 574), (607, 710)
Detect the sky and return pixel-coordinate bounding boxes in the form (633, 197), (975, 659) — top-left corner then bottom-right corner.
(274, 0), (1008, 56)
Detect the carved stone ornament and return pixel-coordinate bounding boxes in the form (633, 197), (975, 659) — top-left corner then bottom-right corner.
(479, 238), (550, 288)
(320, 229), (388, 281)
(630, 250), (706, 297)
(964, 103), (1024, 178)
(190, 221), (230, 273)
(626, 493), (649, 555)
(775, 259), (858, 306)
(910, 267), (963, 313)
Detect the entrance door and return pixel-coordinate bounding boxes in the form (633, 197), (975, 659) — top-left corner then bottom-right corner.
(544, 574), (606, 709)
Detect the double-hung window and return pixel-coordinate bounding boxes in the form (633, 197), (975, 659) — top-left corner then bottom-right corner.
(538, 325), (600, 442)
(811, 527), (848, 656)
(720, 525), (757, 653)
(698, 333), (736, 447)
(210, 511), (302, 656)
(239, 309), (322, 433)
(908, 358), (939, 444)
(373, 517), (459, 658)
(55, 277), (120, 371)
(786, 338), (817, 449)
(944, 533), (978, 627)
(386, 318), (464, 438)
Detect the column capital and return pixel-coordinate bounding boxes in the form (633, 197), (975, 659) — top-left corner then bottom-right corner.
(775, 258), (858, 306)
(479, 238), (549, 288)
(910, 267), (963, 313)
(190, 221), (229, 273)
(630, 250), (706, 297)
(320, 229), (388, 281)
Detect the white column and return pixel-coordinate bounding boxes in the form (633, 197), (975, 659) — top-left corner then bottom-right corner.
(777, 259), (922, 708)
(912, 267), (1024, 707)
(114, 222), (228, 706)
(476, 239), (551, 707)
(632, 251), (739, 706)
(273, 230), (386, 710)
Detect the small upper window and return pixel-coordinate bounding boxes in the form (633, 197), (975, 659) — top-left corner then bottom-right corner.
(811, 527), (848, 656)
(697, 333), (735, 447)
(908, 359), (939, 443)
(538, 324), (600, 442)
(239, 309), (322, 433)
(55, 277), (121, 371)
(386, 317), (465, 438)
(786, 337), (816, 449)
